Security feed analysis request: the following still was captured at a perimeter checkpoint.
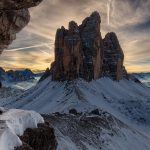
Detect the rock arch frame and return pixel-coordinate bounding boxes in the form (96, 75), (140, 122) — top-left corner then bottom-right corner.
(0, 0), (43, 87)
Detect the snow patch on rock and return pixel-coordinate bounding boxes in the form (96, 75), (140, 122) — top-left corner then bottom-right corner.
(0, 108), (44, 150)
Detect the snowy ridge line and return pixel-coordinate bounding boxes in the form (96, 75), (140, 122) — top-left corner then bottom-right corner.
(5, 77), (150, 113)
(1, 77), (52, 107)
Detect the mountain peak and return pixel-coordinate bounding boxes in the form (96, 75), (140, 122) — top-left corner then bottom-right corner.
(51, 11), (127, 81)
(68, 21), (79, 31)
(90, 11), (101, 21)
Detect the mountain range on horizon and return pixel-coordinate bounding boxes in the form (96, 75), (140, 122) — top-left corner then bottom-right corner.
(0, 67), (36, 82)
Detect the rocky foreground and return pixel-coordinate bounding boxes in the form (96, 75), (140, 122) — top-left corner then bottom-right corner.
(16, 122), (57, 150)
(15, 110), (150, 150)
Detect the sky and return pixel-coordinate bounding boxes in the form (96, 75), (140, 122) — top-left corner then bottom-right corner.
(0, 0), (150, 72)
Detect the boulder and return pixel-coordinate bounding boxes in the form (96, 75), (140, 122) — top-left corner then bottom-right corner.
(16, 123), (57, 150)
(90, 109), (100, 115)
(69, 108), (78, 115)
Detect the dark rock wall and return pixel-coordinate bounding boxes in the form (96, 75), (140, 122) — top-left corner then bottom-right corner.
(15, 123), (57, 150)
(51, 11), (127, 81)
(79, 12), (103, 80)
(102, 32), (126, 80)
(0, 9), (30, 53)
(52, 12), (103, 81)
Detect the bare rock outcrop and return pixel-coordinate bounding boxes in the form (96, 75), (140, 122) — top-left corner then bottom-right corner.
(102, 32), (127, 80)
(0, 0), (42, 54)
(51, 11), (103, 81)
(16, 123), (57, 150)
(0, 0), (42, 10)
(39, 68), (51, 82)
(0, 82), (2, 88)
(0, 9), (30, 53)
(51, 11), (127, 81)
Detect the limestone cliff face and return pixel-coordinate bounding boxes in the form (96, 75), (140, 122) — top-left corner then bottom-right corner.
(0, 0), (42, 54)
(79, 12), (103, 80)
(102, 32), (126, 80)
(51, 12), (127, 81)
(52, 22), (83, 81)
(51, 11), (127, 81)
(52, 12), (103, 81)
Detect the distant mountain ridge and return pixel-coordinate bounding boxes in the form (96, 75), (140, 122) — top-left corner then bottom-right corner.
(0, 67), (35, 82)
(132, 72), (150, 78)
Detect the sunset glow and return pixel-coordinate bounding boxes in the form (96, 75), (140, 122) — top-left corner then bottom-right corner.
(0, 0), (150, 73)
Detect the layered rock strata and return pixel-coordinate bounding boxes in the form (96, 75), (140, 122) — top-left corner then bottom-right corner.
(102, 32), (126, 80)
(51, 11), (127, 81)
(51, 11), (103, 81)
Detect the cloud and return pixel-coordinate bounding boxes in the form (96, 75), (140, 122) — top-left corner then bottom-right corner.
(0, 44), (54, 71)
(0, 0), (150, 72)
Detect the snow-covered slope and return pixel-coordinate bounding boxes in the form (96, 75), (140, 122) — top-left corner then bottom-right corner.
(44, 112), (150, 150)
(1, 77), (150, 150)
(3, 77), (150, 116)
(0, 87), (24, 101)
(0, 107), (44, 150)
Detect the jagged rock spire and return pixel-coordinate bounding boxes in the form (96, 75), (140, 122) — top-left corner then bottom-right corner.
(52, 11), (103, 81)
(102, 32), (126, 80)
(50, 11), (127, 81)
